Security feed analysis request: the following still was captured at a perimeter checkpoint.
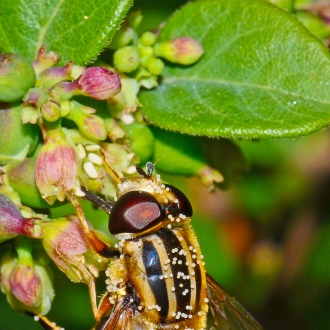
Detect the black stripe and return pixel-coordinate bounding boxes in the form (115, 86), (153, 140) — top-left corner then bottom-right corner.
(142, 240), (169, 319)
(194, 263), (202, 307)
(157, 229), (191, 316)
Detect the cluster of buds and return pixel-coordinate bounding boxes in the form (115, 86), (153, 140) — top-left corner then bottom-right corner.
(111, 14), (203, 86)
(107, 12), (204, 120)
(10, 46), (129, 204)
(21, 47), (121, 125)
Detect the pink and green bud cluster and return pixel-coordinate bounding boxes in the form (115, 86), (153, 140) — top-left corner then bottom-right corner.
(0, 238), (54, 314)
(154, 37), (204, 65)
(0, 193), (42, 242)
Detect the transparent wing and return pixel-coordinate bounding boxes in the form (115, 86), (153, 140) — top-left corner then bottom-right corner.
(206, 274), (264, 330)
(92, 295), (135, 330)
(92, 296), (148, 330)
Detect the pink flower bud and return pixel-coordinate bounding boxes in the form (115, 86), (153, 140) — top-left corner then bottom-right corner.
(41, 217), (107, 283)
(154, 37), (204, 65)
(0, 193), (43, 242)
(9, 264), (42, 306)
(35, 126), (78, 203)
(0, 241), (55, 315)
(32, 45), (60, 76)
(52, 67), (121, 100)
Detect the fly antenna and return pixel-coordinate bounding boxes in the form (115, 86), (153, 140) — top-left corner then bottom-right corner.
(153, 148), (164, 167)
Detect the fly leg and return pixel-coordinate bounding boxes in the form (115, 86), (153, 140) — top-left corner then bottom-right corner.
(54, 243), (114, 321)
(26, 312), (63, 330)
(56, 181), (119, 320)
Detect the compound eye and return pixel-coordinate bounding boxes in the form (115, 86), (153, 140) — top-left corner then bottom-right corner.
(109, 191), (163, 235)
(165, 184), (193, 217)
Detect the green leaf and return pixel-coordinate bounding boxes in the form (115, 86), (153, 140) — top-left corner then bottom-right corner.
(0, 0), (133, 65)
(139, 0), (330, 139)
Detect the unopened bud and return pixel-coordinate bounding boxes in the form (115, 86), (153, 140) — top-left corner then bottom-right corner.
(145, 57), (164, 76)
(66, 101), (107, 141)
(0, 54), (36, 103)
(41, 100), (61, 122)
(32, 45), (60, 76)
(4, 158), (50, 209)
(0, 193), (43, 242)
(139, 31), (157, 46)
(52, 67), (121, 100)
(41, 217), (108, 283)
(0, 103), (40, 165)
(35, 125), (78, 203)
(114, 46), (140, 73)
(10, 264), (42, 307)
(0, 239), (54, 314)
(154, 37), (204, 65)
(21, 87), (49, 124)
(128, 11), (143, 30)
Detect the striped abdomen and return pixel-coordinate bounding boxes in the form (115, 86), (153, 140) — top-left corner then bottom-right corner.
(123, 227), (208, 326)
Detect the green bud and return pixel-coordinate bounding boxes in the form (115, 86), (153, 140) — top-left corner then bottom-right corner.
(145, 57), (164, 76)
(154, 37), (204, 65)
(139, 31), (157, 47)
(66, 101), (107, 141)
(0, 103), (40, 165)
(138, 45), (154, 58)
(4, 158), (51, 209)
(128, 11), (143, 30)
(41, 100), (61, 122)
(21, 87), (49, 124)
(114, 46), (140, 73)
(0, 54), (36, 103)
(124, 123), (154, 164)
(108, 22), (135, 50)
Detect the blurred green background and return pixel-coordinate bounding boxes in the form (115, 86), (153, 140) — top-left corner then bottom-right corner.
(2, 0), (330, 329)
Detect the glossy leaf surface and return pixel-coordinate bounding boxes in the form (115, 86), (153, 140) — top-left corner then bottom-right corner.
(0, 0), (133, 65)
(140, 0), (330, 138)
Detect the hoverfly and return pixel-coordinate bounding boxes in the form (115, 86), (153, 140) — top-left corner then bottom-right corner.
(42, 162), (264, 330)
